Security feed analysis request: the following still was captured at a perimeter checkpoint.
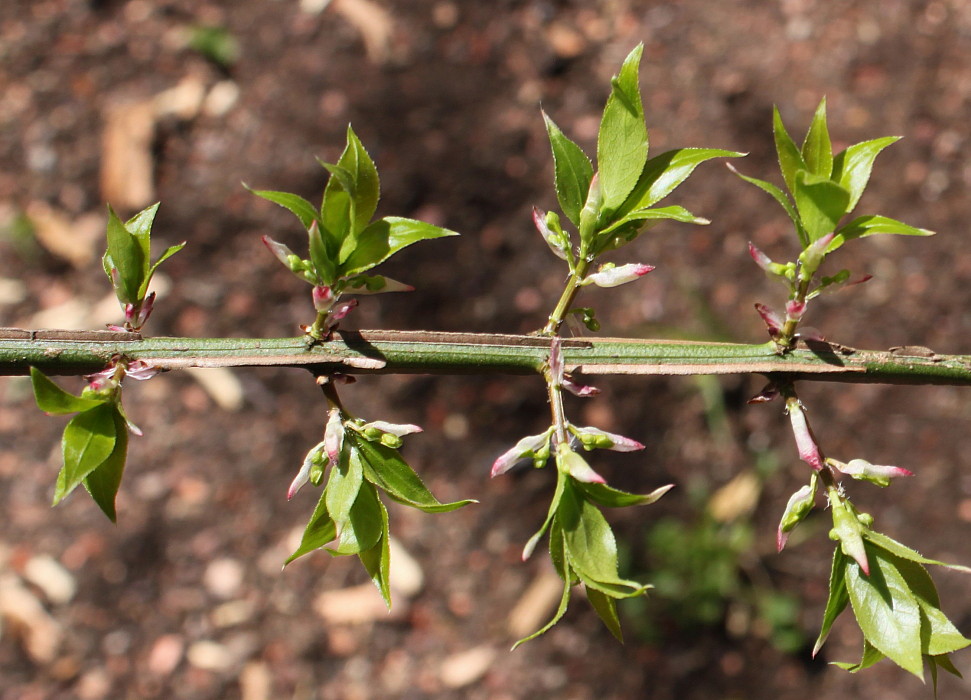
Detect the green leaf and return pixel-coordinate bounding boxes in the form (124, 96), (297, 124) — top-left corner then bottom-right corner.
(341, 217), (459, 278)
(618, 148), (745, 215)
(355, 436), (474, 513)
(558, 480), (648, 597)
(30, 367), (105, 414)
(801, 98), (833, 178)
(325, 443), (364, 525)
(83, 406), (129, 522)
(105, 204), (150, 304)
(597, 44), (648, 212)
(586, 586), (624, 641)
(862, 530), (971, 574)
(285, 489), (338, 565)
(814, 547), (851, 656)
(307, 220), (337, 285)
(329, 480), (383, 556)
(358, 498), (391, 608)
(324, 126), (380, 236)
(512, 523), (573, 649)
(522, 469), (567, 561)
(141, 242), (187, 298)
(54, 403), (118, 506)
(576, 481), (672, 508)
(829, 215), (935, 252)
(727, 164), (808, 247)
(889, 554), (971, 656)
(247, 187), (319, 230)
(845, 542), (924, 678)
(597, 205), (709, 241)
(319, 161), (357, 263)
(543, 111), (594, 227)
(793, 170), (850, 242)
(772, 106), (808, 194)
(832, 639), (886, 672)
(832, 136), (901, 212)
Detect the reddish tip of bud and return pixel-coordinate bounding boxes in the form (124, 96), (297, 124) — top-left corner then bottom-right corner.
(777, 528), (789, 553)
(748, 242), (772, 271)
(754, 303), (783, 337)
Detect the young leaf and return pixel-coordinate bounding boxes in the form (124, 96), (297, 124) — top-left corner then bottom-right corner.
(325, 442), (365, 525)
(801, 98), (833, 178)
(862, 530), (971, 574)
(726, 164), (807, 246)
(586, 586), (623, 641)
(522, 469), (567, 561)
(358, 498), (392, 608)
(844, 543), (924, 678)
(323, 126), (380, 237)
(793, 171), (850, 242)
(30, 367), (105, 414)
(142, 242), (187, 298)
(247, 188), (319, 230)
(832, 639), (886, 673)
(889, 554), (971, 656)
(354, 436), (474, 513)
(829, 215), (935, 252)
(105, 204), (151, 304)
(773, 106), (808, 194)
(543, 111), (594, 227)
(329, 479), (384, 556)
(285, 489), (338, 565)
(618, 148), (745, 215)
(54, 403), (119, 506)
(832, 136), (901, 212)
(814, 547), (850, 656)
(576, 481), (673, 508)
(597, 44), (648, 212)
(341, 217), (459, 278)
(512, 523), (573, 650)
(558, 480), (648, 597)
(307, 220), (337, 285)
(83, 406), (129, 522)
(596, 205), (708, 242)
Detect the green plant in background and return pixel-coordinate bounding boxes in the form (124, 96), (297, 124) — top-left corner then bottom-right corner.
(187, 24), (240, 69)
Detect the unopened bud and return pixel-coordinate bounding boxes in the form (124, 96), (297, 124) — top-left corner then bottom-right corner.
(557, 446), (605, 484)
(533, 207), (569, 260)
(312, 285), (334, 312)
(829, 457), (914, 487)
(755, 303), (783, 338)
(584, 262), (655, 288)
(786, 398), (823, 470)
(777, 476), (817, 551)
(491, 429), (554, 477)
(571, 425), (644, 452)
(324, 407), (344, 466)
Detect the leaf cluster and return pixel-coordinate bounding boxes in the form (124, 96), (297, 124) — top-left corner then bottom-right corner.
(30, 367), (133, 522)
(286, 419), (474, 606)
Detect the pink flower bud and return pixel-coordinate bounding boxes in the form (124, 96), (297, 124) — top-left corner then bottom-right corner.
(754, 303), (783, 337)
(136, 292), (156, 329)
(324, 407), (344, 466)
(361, 420), (423, 437)
(312, 285), (334, 311)
(785, 299), (806, 320)
(124, 360), (160, 381)
(533, 207), (568, 261)
(832, 458), (914, 486)
(584, 263), (655, 288)
(288, 441), (325, 500)
(777, 481), (816, 552)
(558, 448), (605, 484)
(748, 242), (773, 271)
(571, 425), (644, 452)
(800, 232), (836, 272)
(262, 235), (298, 267)
(786, 398), (823, 470)
(329, 299), (358, 321)
(491, 430), (553, 477)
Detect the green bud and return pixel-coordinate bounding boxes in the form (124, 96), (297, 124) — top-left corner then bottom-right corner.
(363, 427), (384, 440)
(380, 433), (403, 449)
(857, 512), (874, 527)
(310, 462), (325, 486)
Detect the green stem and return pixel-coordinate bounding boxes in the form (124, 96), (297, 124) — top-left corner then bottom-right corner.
(4, 329), (971, 386)
(543, 259), (591, 335)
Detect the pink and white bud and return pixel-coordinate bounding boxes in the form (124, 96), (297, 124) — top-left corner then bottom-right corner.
(329, 299), (358, 322)
(361, 420), (423, 437)
(786, 398), (823, 470)
(831, 458), (914, 486)
(288, 441), (324, 500)
(312, 285), (334, 312)
(777, 481), (816, 552)
(785, 299), (807, 321)
(323, 407), (344, 466)
(748, 242), (773, 271)
(491, 430), (553, 477)
(755, 303), (783, 337)
(85, 366), (116, 392)
(562, 375), (601, 397)
(124, 360), (160, 381)
(748, 383), (780, 404)
(533, 207), (568, 261)
(572, 425), (644, 452)
(584, 263), (655, 288)
(558, 448), (606, 484)
(262, 235), (297, 267)
(800, 232), (836, 272)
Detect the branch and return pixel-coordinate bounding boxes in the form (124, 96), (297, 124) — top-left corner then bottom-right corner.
(2, 328), (970, 385)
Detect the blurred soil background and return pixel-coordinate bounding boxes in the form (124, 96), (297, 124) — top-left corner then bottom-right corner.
(2, 1), (971, 698)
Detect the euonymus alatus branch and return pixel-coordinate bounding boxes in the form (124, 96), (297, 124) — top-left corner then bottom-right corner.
(2, 327), (971, 386)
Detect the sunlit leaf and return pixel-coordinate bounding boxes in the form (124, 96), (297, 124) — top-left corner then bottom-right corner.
(30, 367), (104, 415)
(543, 111), (594, 227)
(54, 403), (118, 506)
(285, 489), (338, 565)
(801, 98), (833, 178)
(597, 44), (648, 212)
(82, 406), (129, 522)
(832, 136), (901, 212)
(341, 217), (459, 278)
